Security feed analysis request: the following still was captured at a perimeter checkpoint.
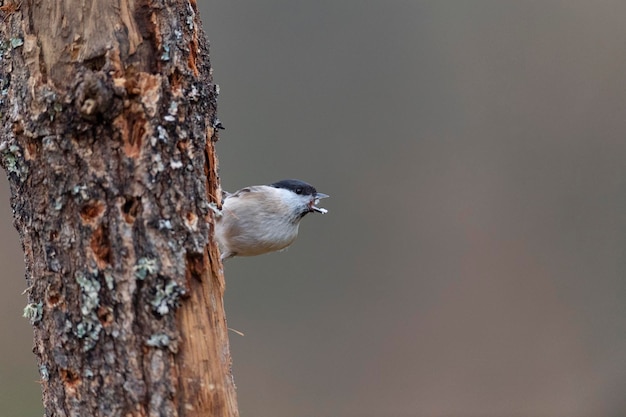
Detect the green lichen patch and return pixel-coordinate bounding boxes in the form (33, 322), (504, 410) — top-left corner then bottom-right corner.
(146, 333), (171, 347)
(23, 302), (43, 324)
(151, 279), (185, 316)
(1, 142), (28, 181)
(134, 257), (159, 280)
(74, 272), (102, 351)
(9, 37), (23, 49)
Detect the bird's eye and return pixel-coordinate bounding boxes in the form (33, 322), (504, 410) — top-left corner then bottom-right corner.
(295, 188), (303, 194)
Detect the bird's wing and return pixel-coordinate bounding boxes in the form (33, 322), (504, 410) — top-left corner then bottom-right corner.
(228, 186), (265, 199)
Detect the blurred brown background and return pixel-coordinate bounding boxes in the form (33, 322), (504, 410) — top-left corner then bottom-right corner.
(3, 1), (626, 416)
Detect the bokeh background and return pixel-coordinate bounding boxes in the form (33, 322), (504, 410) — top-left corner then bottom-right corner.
(3, 1), (626, 416)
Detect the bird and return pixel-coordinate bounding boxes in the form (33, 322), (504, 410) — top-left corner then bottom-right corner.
(214, 179), (328, 260)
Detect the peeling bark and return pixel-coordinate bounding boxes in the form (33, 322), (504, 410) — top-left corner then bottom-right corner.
(0, 0), (238, 416)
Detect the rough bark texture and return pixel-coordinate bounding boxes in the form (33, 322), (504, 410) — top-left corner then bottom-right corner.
(0, 0), (238, 416)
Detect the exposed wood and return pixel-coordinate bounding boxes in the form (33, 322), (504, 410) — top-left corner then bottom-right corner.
(0, 0), (238, 415)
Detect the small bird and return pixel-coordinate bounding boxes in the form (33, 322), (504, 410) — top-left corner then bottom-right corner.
(215, 179), (328, 260)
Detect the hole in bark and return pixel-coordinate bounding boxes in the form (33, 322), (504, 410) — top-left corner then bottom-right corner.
(123, 112), (145, 158)
(25, 140), (37, 160)
(60, 368), (81, 388)
(121, 196), (141, 223)
(80, 201), (105, 223)
(185, 252), (205, 286)
(47, 289), (61, 308)
(176, 139), (189, 152)
(90, 224), (111, 268)
(97, 305), (113, 327)
(169, 68), (182, 95)
(184, 211), (197, 229)
(48, 294), (59, 306)
(187, 37), (199, 76)
(84, 56), (106, 71)
(11, 119), (23, 135)
(49, 230), (58, 241)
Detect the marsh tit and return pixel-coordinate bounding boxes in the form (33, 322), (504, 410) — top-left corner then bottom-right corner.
(215, 179), (329, 260)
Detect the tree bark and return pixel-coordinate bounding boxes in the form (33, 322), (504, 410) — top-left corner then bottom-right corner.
(0, 0), (238, 416)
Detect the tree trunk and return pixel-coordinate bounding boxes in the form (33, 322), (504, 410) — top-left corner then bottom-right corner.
(0, 1), (238, 416)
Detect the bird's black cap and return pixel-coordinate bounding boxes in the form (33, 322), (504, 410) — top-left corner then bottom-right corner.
(270, 179), (318, 196)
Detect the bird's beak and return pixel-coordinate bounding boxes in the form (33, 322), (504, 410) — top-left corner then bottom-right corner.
(311, 193), (329, 214)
